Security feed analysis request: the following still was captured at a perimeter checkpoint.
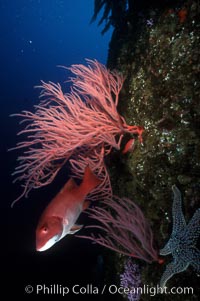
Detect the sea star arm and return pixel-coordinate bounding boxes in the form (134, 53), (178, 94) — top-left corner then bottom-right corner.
(186, 208), (200, 244)
(171, 185), (186, 235)
(160, 186), (186, 256)
(160, 260), (189, 288)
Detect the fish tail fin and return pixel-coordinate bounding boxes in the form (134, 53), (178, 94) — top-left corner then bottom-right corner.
(81, 165), (102, 195)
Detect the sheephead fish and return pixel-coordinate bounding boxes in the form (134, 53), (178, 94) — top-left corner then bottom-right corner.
(36, 166), (101, 251)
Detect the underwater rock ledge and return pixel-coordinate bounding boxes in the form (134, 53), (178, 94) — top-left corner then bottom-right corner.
(106, 0), (200, 300)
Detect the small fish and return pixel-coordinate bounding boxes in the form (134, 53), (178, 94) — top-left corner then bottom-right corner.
(122, 138), (135, 154)
(178, 8), (187, 23)
(36, 166), (102, 251)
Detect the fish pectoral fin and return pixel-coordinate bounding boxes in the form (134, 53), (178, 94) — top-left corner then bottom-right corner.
(63, 218), (69, 225)
(83, 200), (91, 210)
(69, 224), (83, 234)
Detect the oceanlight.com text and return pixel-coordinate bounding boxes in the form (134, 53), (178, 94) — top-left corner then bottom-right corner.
(24, 283), (194, 297)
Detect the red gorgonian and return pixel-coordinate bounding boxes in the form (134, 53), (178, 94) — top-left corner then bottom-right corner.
(77, 196), (159, 263)
(10, 59), (143, 206)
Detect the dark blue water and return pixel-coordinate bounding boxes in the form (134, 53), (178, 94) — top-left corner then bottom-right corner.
(1, 1), (114, 300)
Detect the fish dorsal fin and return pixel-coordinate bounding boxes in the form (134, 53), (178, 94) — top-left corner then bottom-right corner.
(81, 165), (102, 195)
(69, 224), (83, 234)
(61, 178), (78, 193)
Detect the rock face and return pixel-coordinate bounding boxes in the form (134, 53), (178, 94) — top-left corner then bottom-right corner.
(106, 0), (199, 299)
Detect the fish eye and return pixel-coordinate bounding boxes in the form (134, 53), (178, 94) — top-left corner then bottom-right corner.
(41, 226), (48, 234)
